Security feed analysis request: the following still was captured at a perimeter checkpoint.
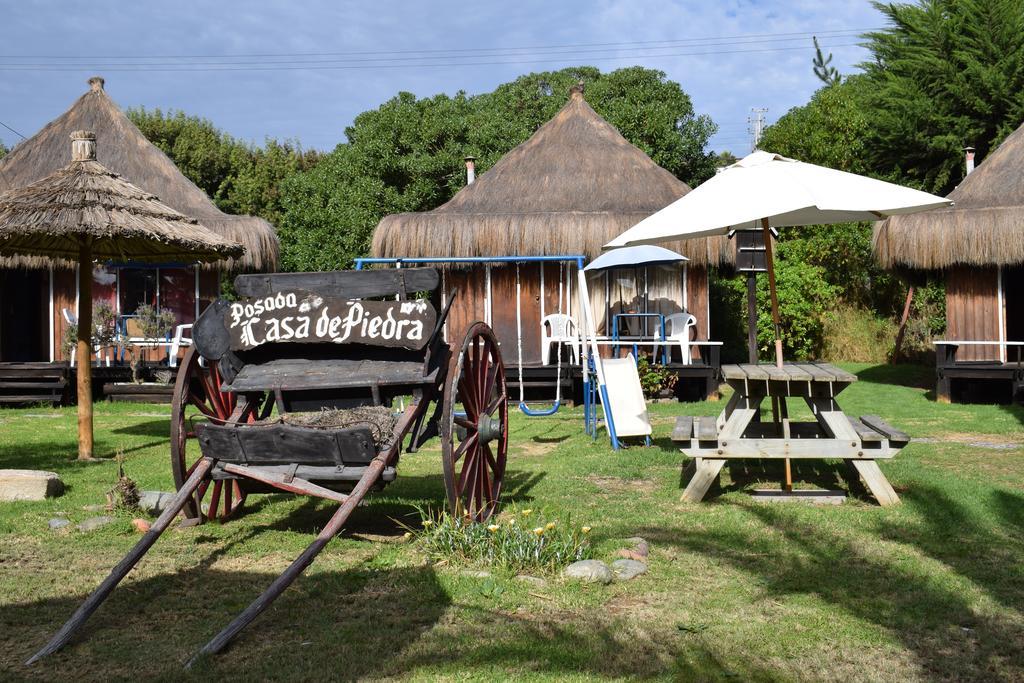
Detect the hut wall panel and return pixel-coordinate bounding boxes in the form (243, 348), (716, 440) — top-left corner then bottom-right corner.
(492, 264), (544, 366)
(946, 266), (1000, 361)
(53, 267), (77, 362)
(444, 267), (488, 353)
(686, 266), (710, 362)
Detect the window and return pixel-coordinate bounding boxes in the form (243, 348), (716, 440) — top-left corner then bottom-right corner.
(115, 266), (196, 325)
(118, 268), (157, 315)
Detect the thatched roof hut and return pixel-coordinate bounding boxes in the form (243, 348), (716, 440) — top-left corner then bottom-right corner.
(372, 85), (732, 267)
(0, 130), (244, 263)
(874, 121), (1024, 270)
(0, 77), (277, 270)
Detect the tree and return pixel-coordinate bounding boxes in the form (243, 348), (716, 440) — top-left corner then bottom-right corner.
(861, 0), (1024, 194)
(278, 66), (717, 271)
(812, 36), (841, 85)
(128, 108), (318, 227)
(0, 140), (8, 159)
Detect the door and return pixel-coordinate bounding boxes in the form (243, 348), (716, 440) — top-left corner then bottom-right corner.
(0, 269), (48, 362)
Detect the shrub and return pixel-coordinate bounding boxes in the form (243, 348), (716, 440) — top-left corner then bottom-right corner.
(407, 506), (592, 574)
(821, 304), (897, 363)
(636, 356), (678, 397)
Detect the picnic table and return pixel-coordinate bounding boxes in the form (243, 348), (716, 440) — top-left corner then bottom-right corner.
(672, 362), (908, 506)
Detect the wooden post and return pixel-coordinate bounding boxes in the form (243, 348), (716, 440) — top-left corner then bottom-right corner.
(761, 218), (783, 369)
(891, 286), (915, 362)
(746, 273), (758, 364)
(76, 240), (94, 460)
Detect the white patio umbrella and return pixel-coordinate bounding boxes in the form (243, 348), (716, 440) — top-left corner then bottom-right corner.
(606, 151), (952, 367)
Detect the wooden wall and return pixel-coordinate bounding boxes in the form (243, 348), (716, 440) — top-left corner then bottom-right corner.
(440, 263), (711, 366)
(945, 265), (1001, 361)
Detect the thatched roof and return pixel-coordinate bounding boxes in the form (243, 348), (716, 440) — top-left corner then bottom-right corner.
(874, 120), (1024, 269)
(0, 131), (244, 263)
(0, 77), (277, 270)
(372, 86), (732, 267)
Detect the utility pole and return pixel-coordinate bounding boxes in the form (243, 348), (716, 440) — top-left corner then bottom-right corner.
(747, 107), (768, 152)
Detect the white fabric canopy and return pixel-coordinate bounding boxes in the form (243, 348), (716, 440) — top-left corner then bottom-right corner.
(584, 245), (687, 271)
(606, 151), (952, 247)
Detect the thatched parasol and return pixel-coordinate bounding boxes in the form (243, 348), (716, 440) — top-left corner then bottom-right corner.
(0, 130), (243, 460)
(373, 85), (733, 267)
(0, 76), (278, 271)
(874, 121), (1024, 270)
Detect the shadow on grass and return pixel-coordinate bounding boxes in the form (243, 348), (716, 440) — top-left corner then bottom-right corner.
(110, 419), (169, 437)
(0, 438), (165, 471)
(3, 559), (774, 681)
(634, 487), (1024, 681)
(855, 363), (934, 390)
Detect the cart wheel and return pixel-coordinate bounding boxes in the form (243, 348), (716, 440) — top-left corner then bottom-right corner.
(171, 346), (251, 522)
(441, 322), (508, 522)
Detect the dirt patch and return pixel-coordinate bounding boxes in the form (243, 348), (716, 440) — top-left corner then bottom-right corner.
(515, 440), (556, 458)
(585, 475), (659, 494)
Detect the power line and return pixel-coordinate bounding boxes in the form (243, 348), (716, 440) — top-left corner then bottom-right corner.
(0, 42), (864, 73)
(0, 119), (26, 139)
(0, 28), (879, 61)
(0, 34), (864, 69)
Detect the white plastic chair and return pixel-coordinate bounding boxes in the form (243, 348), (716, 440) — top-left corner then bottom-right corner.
(654, 312), (698, 365)
(62, 308), (111, 367)
(168, 324), (193, 368)
(540, 314), (580, 366)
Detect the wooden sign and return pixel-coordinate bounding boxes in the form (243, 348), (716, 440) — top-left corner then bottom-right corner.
(225, 291), (436, 351)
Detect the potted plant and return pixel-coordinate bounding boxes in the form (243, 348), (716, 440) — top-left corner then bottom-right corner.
(62, 301), (117, 362)
(118, 304), (177, 384)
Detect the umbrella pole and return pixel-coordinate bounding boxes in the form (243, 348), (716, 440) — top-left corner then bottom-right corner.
(761, 218), (783, 369)
(76, 240), (94, 460)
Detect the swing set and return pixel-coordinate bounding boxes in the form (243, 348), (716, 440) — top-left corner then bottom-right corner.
(355, 256), (613, 439)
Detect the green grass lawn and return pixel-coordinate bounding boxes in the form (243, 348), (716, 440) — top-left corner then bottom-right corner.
(1, 363), (1022, 681)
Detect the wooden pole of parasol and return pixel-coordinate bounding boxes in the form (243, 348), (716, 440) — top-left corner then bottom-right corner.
(76, 238), (94, 460)
(760, 217), (791, 489)
(761, 218), (783, 369)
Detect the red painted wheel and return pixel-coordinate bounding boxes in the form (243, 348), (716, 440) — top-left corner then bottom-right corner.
(441, 322), (508, 522)
(170, 345), (252, 522)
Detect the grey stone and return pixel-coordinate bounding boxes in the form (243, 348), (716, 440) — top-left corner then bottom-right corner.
(611, 558), (648, 581)
(515, 575), (548, 588)
(77, 516), (116, 532)
(138, 490), (175, 516)
(563, 559), (613, 584)
(0, 469), (63, 502)
(460, 569), (492, 579)
(48, 518), (70, 531)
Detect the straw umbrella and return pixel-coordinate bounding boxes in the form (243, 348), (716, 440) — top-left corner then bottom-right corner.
(606, 151), (952, 367)
(0, 130), (243, 459)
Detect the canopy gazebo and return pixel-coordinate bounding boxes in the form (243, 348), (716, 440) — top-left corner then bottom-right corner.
(875, 121), (1024, 402)
(0, 76), (277, 378)
(371, 84), (733, 399)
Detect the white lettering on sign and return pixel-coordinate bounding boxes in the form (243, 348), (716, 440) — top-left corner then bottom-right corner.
(226, 291), (434, 350)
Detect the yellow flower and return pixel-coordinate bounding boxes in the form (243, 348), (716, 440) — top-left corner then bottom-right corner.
(521, 509), (533, 517)
(545, 522), (556, 530)
(422, 520), (434, 528)
(507, 518), (517, 526)
(581, 526), (592, 534)
(487, 524), (500, 533)
(533, 527), (544, 536)
(402, 532), (413, 541)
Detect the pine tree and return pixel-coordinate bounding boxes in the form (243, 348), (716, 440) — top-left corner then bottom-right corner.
(812, 37), (841, 85)
(861, 0), (1024, 194)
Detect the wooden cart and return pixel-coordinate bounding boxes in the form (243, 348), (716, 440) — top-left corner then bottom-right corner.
(28, 268), (509, 665)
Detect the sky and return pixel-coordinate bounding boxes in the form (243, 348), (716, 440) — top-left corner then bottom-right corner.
(0, 1), (885, 156)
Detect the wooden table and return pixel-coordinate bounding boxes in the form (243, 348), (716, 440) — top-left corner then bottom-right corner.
(672, 362), (908, 506)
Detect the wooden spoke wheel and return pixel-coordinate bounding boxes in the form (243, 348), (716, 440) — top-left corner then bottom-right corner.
(441, 322), (508, 522)
(170, 346), (256, 522)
